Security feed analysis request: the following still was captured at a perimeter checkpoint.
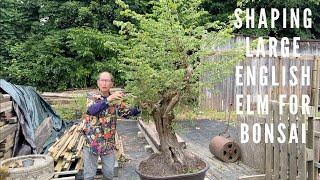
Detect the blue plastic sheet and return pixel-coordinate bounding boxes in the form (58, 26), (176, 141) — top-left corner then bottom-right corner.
(0, 79), (71, 155)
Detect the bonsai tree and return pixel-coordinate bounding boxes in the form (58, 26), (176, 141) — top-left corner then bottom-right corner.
(115, 0), (244, 176)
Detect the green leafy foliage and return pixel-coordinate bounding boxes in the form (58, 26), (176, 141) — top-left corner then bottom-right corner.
(115, 0), (245, 116)
(52, 95), (87, 121)
(0, 0), (150, 91)
(1, 0), (319, 92)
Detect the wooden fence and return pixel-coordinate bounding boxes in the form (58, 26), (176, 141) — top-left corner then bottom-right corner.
(199, 36), (320, 112)
(200, 35), (320, 179)
(236, 56), (320, 179)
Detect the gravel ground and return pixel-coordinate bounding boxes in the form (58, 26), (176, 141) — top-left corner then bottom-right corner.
(114, 119), (241, 180)
(174, 119), (238, 147)
(115, 120), (151, 180)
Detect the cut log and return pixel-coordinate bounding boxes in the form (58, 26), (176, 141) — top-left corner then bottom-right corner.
(0, 124), (17, 143)
(0, 120), (7, 127)
(0, 101), (12, 113)
(1, 111), (15, 119)
(6, 117), (17, 124)
(3, 148), (12, 159)
(0, 94), (10, 103)
(0, 134), (15, 152)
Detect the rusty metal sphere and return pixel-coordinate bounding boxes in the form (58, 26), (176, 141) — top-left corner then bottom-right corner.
(209, 136), (240, 163)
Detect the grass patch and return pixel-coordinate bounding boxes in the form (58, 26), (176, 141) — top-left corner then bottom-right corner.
(174, 105), (237, 122)
(52, 95), (87, 121)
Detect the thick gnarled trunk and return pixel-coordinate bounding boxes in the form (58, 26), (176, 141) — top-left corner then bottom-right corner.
(149, 66), (194, 171)
(152, 92), (187, 171)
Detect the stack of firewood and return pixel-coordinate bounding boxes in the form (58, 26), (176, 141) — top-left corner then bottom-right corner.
(48, 122), (85, 172)
(48, 122), (125, 174)
(0, 92), (18, 161)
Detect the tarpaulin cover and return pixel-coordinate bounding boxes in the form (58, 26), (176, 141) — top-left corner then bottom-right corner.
(0, 79), (72, 156)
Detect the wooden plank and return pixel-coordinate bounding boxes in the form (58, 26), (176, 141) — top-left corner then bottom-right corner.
(1, 111), (15, 119)
(314, 133), (320, 179)
(63, 161), (71, 171)
(45, 98), (75, 105)
(243, 53), (316, 60)
(49, 128), (72, 155)
(244, 115), (265, 171)
(55, 159), (64, 172)
(298, 110), (306, 180)
(0, 134), (15, 152)
(0, 121), (7, 127)
(71, 154), (76, 162)
(67, 125), (81, 151)
(137, 123), (159, 153)
(315, 162), (320, 168)
(238, 174), (266, 180)
(0, 124), (17, 143)
(115, 132), (124, 160)
(51, 177), (75, 180)
(306, 148), (314, 161)
(66, 152), (73, 162)
(75, 158), (83, 171)
(138, 120), (160, 150)
(5, 117), (17, 124)
(288, 110), (298, 179)
(51, 125), (77, 158)
(279, 105), (289, 180)
(311, 56), (319, 180)
(3, 148), (12, 159)
(0, 101), (12, 113)
(273, 102), (280, 180)
(41, 92), (79, 98)
(54, 132), (75, 161)
(35, 117), (53, 153)
(265, 101), (272, 180)
(75, 137), (84, 158)
(0, 94), (10, 103)
(53, 170), (78, 176)
(138, 120), (186, 150)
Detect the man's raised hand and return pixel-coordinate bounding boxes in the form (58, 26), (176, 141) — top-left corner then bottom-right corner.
(107, 91), (124, 102)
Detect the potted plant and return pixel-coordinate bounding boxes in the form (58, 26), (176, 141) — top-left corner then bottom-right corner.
(114, 0), (244, 179)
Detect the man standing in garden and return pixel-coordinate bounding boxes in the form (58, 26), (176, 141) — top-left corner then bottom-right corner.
(82, 71), (124, 180)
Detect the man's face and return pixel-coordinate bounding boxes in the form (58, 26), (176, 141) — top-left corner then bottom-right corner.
(97, 73), (113, 93)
